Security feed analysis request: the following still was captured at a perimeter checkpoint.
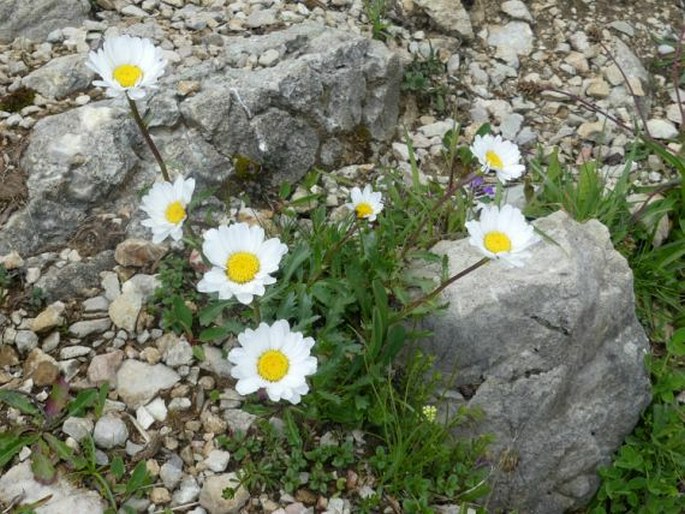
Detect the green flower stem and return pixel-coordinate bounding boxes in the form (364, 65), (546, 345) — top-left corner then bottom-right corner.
(394, 256), (489, 320)
(400, 171), (479, 260)
(307, 220), (356, 286)
(126, 94), (171, 183)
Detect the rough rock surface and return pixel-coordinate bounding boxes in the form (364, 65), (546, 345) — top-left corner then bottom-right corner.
(0, 0), (91, 44)
(0, 22), (401, 255)
(0, 461), (105, 513)
(420, 211), (652, 513)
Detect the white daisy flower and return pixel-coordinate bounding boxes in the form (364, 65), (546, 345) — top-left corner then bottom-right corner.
(140, 176), (195, 244)
(87, 34), (167, 99)
(470, 134), (525, 183)
(228, 320), (317, 404)
(465, 204), (540, 267)
(346, 184), (384, 222)
(197, 223), (288, 305)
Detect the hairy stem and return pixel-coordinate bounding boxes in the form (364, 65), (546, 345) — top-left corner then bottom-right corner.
(127, 94), (170, 182)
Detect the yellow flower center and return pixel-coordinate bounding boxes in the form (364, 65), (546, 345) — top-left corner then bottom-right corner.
(165, 201), (186, 225)
(112, 64), (143, 88)
(355, 202), (374, 219)
(484, 231), (512, 254)
(225, 252), (260, 284)
(257, 350), (290, 382)
(485, 150), (504, 170)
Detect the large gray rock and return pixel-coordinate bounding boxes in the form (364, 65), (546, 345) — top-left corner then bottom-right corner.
(22, 53), (95, 99)
(1, 22), (401, 256)
(420, 211), (651, 514)
(412, 0), (473, 40)
(0, 0), (91, 44)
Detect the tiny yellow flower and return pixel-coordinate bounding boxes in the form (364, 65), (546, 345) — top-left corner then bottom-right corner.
(422, 405), (437, 422)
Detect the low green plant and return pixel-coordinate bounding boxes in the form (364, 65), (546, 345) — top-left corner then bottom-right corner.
(362, 0), (390, 41)
(149, 252), (199, 337)
(189, 133), (492, 509)
(0, 382), (151, 513)
(402, 46), (449, 112)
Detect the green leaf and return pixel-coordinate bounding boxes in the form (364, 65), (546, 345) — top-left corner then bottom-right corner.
(0, 390), (41, 417)
(31, 450), (56, 484)
(43, 433), (73, 461)
(111, 455), (125, 480)
(67, 389), (98, 417)
(198, 300), (233, 327)
(192, 345), (206, 362)
(281, 244), (311, 284)
(125, 461), (151, 496)
(95, 382), (109, 418)
(666, 328), (685, 357)
(0, 431), (39, 468)
(172, 296), (193, 334)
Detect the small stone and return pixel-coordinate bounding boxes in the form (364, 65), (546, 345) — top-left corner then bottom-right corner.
(199, 473), (250, 514)
(141, 347), (162, 364)
(646, 119), (678, 140)
(25, 267), (41, 284)
(577, 120), (609, 141)
(177, 80), (201, 96)
(223, 408), (257, 433)
(564, 52), (589, 74)
(658, 45), (675, 55)
(136, 405), (156, 429)
(203, 450), (231, 472)
(42, 331), (60, 353)
(146, 397), (168, 421)
(69, 319), (111, 338)
(114, 239), (167, 268)
(608, 21), (634, 37)
(259, 48), (280, 67)
(87, 350), (124, 386)
(160, 460), (183, 489)
(150, 487), (171, 504)
(62, 416), (94, 442)
(158, 334), (194, 367)
(0, 251), (24, 270)
(117, 360), (181, 408)
(121, 4), (148, 16)
(586, 79), (610, 99)
(83, 296), (110, 312)
(501, 0), (533, 22)
(418, 120), (455, 139)
(246, 9), (277, 28)
(201, 410), (228, 434)
(391, 142), (410, 161)
(23, 348), (59, 386)
(0, 345), (19, 367)
(101, 272), (121, 301)
(93, 415), (128, 449)
(32, 302), (65, 333)
(666, 104), (683, 125)
(168, 397), (192, 411)
(59, 345), (91, 359)
(122, 274), (160, 301)
(173, 476), (201, 504)
(109, 291), (143, 332)
(15, 330), (39, 353)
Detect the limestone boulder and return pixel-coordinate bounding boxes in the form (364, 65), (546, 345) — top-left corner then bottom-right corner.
(1, 22), (401, 256)
(420, 211), (651, 514)
(0, 0), (91, 44)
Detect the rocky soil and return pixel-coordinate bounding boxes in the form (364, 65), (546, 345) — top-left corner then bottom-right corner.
(0, 0), (683, 513)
